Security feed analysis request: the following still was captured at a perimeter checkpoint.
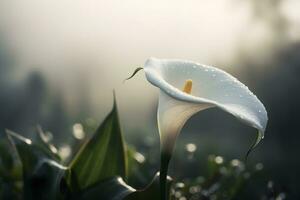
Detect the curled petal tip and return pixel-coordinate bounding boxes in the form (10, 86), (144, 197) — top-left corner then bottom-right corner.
(123, 67), (144, 83)
(245, 130), (264, 162)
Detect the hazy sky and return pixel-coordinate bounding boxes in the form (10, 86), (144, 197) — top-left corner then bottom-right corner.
(0, 0), (299, 131)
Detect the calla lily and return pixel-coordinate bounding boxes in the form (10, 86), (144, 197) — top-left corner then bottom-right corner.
(144, 58), (268, 157)
(128, 57), (268, 200)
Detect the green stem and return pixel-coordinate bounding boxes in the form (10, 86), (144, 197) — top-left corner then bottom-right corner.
(160, 152), (171, 200)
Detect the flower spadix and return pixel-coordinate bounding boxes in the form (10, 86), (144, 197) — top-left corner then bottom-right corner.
(144, 58), (268, 156)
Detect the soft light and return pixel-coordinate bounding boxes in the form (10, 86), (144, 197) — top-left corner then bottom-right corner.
(73, 123), (85, 140)
(185, 143), (197, 153)
(134, 152), (146, 163)
(58, 144), (72, 160)
(215, 156), (224, 164)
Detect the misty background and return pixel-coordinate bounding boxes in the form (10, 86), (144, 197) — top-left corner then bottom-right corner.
(0, 0), (300, 198)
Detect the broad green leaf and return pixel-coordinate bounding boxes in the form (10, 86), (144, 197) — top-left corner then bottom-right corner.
(68, 96), (127, 190)
(125, 173), (172, 200)
(0, 131), (23, 200)
(0, 132), (22, 180)
(6, 130), (67, 200)
(78, 173), (172, 200)
(79, 176), (135, 200)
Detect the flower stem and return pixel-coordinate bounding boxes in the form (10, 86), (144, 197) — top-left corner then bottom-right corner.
(160, 152), (171, 200)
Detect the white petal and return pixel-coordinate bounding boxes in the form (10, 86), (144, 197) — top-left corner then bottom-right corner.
(144, 58), (268, 154)
(157, 92), (213, 153)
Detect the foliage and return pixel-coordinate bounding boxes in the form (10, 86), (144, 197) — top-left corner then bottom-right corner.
(67, 97), (127, 191)
(0, 97), (286, 200)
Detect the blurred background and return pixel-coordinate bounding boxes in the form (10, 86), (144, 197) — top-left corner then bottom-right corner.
(0, 0), (299, 199)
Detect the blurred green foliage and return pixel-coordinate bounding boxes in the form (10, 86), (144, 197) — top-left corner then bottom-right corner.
(0, 96), (288, 200)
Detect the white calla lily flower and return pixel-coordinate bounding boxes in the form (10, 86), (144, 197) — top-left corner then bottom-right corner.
(144, 58), (268, 156)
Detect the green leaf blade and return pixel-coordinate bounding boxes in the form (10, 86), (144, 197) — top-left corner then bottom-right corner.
(69, 97), (127, 190)
(79, 176), (135, 200)
(6, 130), (67, 200)
(125, 173), (172, 200)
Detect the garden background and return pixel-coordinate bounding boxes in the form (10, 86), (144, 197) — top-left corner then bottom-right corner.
(0, 0), (299, 199)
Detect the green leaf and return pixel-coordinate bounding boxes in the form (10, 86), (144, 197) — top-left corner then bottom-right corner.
(34, 126), (60, 161)
(0, 131), (23, 199)
(79, 176), (135, 200)
(125, 173), (172, 200)
(6, 130), (67, 200)
(78, 173), (172, 200)
(68, 95), (127, 190)
(0, 132), (22, 180)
